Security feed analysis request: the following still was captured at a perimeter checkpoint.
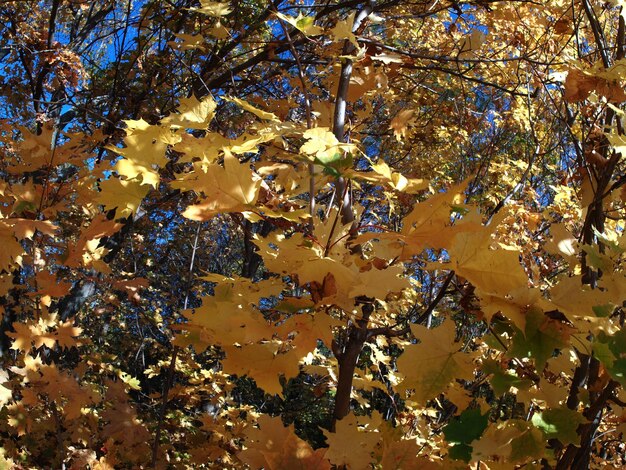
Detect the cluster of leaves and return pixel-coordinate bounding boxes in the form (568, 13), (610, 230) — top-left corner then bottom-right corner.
(0, 0), (626, 468)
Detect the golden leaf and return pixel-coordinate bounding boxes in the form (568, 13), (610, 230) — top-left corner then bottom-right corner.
(221, 343), (301, 396)
(239, 415), (331, 469)
(322, 413), (380, 469)
(180, 151), (262, 220)
(397, 321), (476, 403)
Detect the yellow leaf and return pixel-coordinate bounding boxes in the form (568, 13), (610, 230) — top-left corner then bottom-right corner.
(346, 162), (428, 194)
(322, 413), (380, 469)
(191, 0), (232, 16)
(222, 343), (301, 396)
(8, 322), (41, 351)
(172, 131), (229, 164)
(390, 109), (415, 141)
(162, 95), (217, 129)
(55, 321), (83, 349)
(397, 321), (476, 403)
(331, 13), (359, 49)
(167, 33), (206, 51)
(300, 127), (353, 163)
(180, 151), (262, 220)
(278, 312), (340, 353)
(275, 12), (324, 36)
(111, 119), (169, 187)
(97, 177), (151, 218)
(239, 415), (331, 470)
(449, 229), (528, 298)
(225, 96), (280, 121)
(0, 223), (26, 270)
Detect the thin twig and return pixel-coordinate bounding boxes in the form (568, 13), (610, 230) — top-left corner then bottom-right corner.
(275, 12), (316, 232)
(151, 221), (203, 468)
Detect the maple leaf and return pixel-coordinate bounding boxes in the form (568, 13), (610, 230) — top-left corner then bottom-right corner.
(54, 321), (83, 349)
(8, 322), (41, 351)
(167, 33), (206, 51)
(97, 177), (150, 218)
(111, 119), (170, 188)
(33, 270), (71, 298)
(449, 228), (528, 298)
(0, 219), (58, 270)
(330, 13), (359, 49)
(0, 223), (25, 270)
(390, 109), (415, 141)
(300, 127), (354, 166)
(381, 440), (443, 469)
(275, 12), (324, 36)
(162, 95), (217, 129)
(191, 0), (232, 16)
(546, 275), (612, 318)
(531, 407), (586, 446)
(225, 96), (280, 122)
(6, 402), (31, 436)
(7, 219), (58, 239)
(509, 307), (572, 371)
(64, 214), (123, 268)
(443, 408), (489, 462)
(564, 67), (626, 103)
(346, 159), (428, 193)
(175, 275), (282, 349)
(322, 413), (380, 469)
(239, 415), (331, 469)
(179, 151), (262, 220)
(221, 343), (301, 396)
(396, 321), (476, 403)
(278, 312), (340, 353)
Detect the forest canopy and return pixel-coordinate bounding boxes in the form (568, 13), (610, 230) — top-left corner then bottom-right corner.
(0, 0), (626, 468)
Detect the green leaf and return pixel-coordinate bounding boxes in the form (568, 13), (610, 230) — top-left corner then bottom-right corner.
(448, 443), (472, 462)
(592, 304), (614, 317)
(509, 423), (545, 462)
(444, 408), (489, 462)
(595, 330), (626, 386)
(509, 308), (568, 371)
(593, 341), (614, 368)
(482, 360), (532, 395)
(581, 245), (613, 272)
(531, 407), (586, 445)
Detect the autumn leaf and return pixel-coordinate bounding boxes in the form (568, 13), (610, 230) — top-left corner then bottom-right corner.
(509, 307), (572, 371)
(221, 344), (301, 396)
(97, 177), (151, 218)
(55, 321), (83, 349)
(162, 95), (217, 129)
(275, 12), (324, 36)
(330, 13), (359, 49)
(179, 151), (262, 220)
(322, 413), (380, 469)
(191, 0), (232, 16)
(300, 127), (354, 166)
(449, 227), (528, 298)
(0, 223), (26, 270)
(346, 159), (428, 193)
(390, 109), (415, 141)
(396, 321), (476, 403)
(225, 96), (280, 122)
(239, 415), (331, 469)
(111, 119), (169, 188)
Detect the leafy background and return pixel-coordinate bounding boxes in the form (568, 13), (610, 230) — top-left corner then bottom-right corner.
(0, 0), (625, 468)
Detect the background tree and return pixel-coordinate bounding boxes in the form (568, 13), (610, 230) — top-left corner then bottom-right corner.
(0, 0), (625, 468)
